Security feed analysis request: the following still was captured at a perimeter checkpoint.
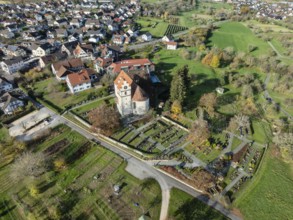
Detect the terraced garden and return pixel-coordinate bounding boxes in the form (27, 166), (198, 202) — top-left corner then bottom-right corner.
(0, 125), (161, 220)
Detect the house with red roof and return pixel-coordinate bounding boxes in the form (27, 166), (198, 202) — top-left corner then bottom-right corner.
(66, 69), (92, 94)
(107, 58), (155, 75)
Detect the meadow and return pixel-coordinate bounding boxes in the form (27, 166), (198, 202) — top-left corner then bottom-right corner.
(234, 148), (293, 220)
(168, 188), (228, 220)
(208, 22), (271, 56)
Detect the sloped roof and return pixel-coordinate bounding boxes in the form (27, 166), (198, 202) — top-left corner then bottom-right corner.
(114, 70), (134, 90)
(0, 92), (23, 110)
(132, 85), (148, 102)
(67, 69), (91, 87)
(109, 58), (153, 74)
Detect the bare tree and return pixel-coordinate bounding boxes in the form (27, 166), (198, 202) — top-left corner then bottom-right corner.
(188, 119), (210, 145)
(199, 92), (217, 117)
(227, 114), (250, 133)
(11, 152), (47, 181)
(88, 104), (121, 136)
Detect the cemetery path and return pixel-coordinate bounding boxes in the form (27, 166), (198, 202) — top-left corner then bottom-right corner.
(220, 169), (248, 197)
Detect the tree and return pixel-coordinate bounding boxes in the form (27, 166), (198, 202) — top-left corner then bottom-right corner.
(188, 119), (210, 145)
(29, 185), (39, 198)
(171, 100), (182, 115)
(199, 92), (217, 117)
(227, 114), (250, 133)
(273, 133), (293, 160)
(11, 152), (47, 181)
(241, 84), (254, 98)
(210, 54), (220, 68)
(54, 158), (66, 170)
(88, 104), (121, 136)
(170, 65), (190, 104)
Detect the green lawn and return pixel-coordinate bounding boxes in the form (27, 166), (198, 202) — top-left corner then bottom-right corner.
(169, 188), (228, 220)
(0, 125), (162, 220)
(208, 22), (271, 56)
(72, 96), (115, 115)
(234, 149), (293, 220)
(33, 77), (108, 110)
(231, 137), (243, 151)
(137, 18), (169, 38)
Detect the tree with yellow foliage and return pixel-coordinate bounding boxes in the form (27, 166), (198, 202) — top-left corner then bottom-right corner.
(29, 185), (39, 198)
(54, 158), (66, 171)
(171, 100), (182, 115)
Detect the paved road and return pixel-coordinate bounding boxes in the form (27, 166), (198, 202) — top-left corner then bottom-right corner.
(41, 107), (242, 220)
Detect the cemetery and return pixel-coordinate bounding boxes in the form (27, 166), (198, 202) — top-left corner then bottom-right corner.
(111, 118), (189, 155)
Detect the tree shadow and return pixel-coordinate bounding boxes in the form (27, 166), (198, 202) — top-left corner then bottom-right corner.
(187, 78), (220, 110)
(38, 180), (57, 194)
(174, 195), (227, 220)
(0, 200), (16, 218)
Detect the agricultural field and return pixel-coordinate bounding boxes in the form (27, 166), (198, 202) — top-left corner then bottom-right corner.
(234, 148), (293, 220)
(0, 125), (161, 220)
(168, 188), (228, 220)
(164, 24), (188, 36)
(208, 22), (271, 56)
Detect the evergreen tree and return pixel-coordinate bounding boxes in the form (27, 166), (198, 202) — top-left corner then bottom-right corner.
(170, 71), (186, 104)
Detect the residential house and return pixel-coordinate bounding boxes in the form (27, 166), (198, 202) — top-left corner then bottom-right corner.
(162, 35), (174, 42)
(3, 45), (27, 57)
(0, 77), (13, 94)
(112, 35), (125, 45)
(66, 69), (92, 93)
(107, 58), (155, 75)
(32, 43), (54, 57)
(51, 58), (84, 80)
(94, 57), (113, 73)
(22, 31), (43, 41)
(114, 70), (149, 116)
(0, 92), (25, 115)
(85, 19), (100, 29)
(73, 44), (95, 60)
(61, 41), (79, 56)
(70, 18), (81, 28)
(0, 30), (15, 39)
(0, 57), (26, 74)
(141, 32), (152, 42)
(54, 18), (68, 27)
(39, 52), (68, 68)
(55, 28), (68, 38)
(166, 41), (178, 50)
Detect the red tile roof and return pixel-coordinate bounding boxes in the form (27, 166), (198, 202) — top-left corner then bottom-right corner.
(67, 69), (91, 87)
(114, 70), (133, 90)
(132, 85), (148, 101)
(108, 58), (153, 74)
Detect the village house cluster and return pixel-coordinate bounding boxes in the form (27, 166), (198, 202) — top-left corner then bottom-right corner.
(232, 0), (293, 20)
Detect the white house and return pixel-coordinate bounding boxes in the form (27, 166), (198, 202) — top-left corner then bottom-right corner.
(32, 43), (54, 57)
(66, 69), (92, 93)
(141, 32), (152, 42)
(51, 58), (84, 80)
(166, 41), (178, 50)
(0, 92), (25, 115)
(162, 35), (173, 42)
(114, 70), (149, 116)
(0, 57), (25, 74)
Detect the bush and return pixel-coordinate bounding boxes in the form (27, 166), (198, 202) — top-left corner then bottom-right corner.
(29, 185), (39, 198)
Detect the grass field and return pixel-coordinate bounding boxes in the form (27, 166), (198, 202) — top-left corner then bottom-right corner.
(168, 188), (228, 220)
(0, 125), (161, 220)
(234, 148), (293, 220)
(208, 22), (271, 56)
(72, 96), (115, 114)
(33, 78), (108, 110)
(136, 18), (169, 38)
